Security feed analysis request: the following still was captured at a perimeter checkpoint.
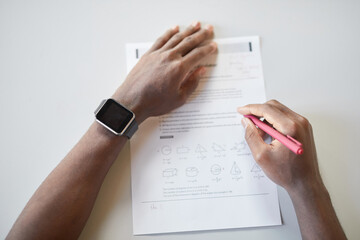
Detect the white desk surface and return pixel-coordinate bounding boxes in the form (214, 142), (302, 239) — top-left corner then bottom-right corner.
(1, 0), (359, 239)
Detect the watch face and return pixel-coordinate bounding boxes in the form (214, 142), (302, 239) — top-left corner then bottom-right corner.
(95, 99), (134, 134)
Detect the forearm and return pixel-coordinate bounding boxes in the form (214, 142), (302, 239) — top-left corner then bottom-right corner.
(7, 122), (127, 240)
(238, 101), (346, 239)
(288, 180), (347, 240)
(7, 22), (216, 239)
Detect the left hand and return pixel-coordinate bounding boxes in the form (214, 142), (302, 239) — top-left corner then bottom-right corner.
(113, 22), (217, 124)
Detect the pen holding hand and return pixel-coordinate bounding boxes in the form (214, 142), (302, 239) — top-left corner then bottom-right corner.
(237, 99), (322, 192)
(238, 100), (347, 240)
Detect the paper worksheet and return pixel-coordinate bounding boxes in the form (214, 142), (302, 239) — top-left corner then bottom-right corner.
(127, 37), (281, 235)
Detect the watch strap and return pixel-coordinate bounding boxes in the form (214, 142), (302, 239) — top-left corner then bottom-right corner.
(94, 99), (107, 114)
(124, 117), (138, 139)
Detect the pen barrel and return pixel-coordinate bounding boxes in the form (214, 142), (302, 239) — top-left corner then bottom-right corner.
(276, 134), (303, 155)
(244, 115), (303, 155)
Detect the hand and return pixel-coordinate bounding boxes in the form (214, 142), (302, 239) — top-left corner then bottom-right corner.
(237, 100), (323, 192)
(113, 22), (217, 124)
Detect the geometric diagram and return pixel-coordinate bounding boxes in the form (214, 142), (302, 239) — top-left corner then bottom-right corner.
(210, 164), (222, 175)
(195, 144), (207, 153)
(162, 168), (177, 177)
(230, 162), (241, 175)
(161, 145), (172, 155)
(186, 167), (199, 177)
(177, 145), (190, 154)
(230, 141), (247, 152)
(251, 163), (264, 179)
(212, 143), (225, 152)
(195, 144), (207, 159)
(251, 163), (262, 173)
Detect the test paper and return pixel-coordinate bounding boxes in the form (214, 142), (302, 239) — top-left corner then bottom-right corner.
(126, 37), (282, 235)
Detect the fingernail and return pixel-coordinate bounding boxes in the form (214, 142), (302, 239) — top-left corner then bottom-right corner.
(191, 21), (200, 28)
(241, 118), (248, 128)
(205, 24), (213, 32)
(172, 25), (179, 31)
(237, 106), (245, 113)
(210, 42), (217, 53)
(199, 67), (206, 76)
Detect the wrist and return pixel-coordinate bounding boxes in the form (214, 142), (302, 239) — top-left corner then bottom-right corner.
(287, 177), (329, 201)
(90, 121), (128, 144)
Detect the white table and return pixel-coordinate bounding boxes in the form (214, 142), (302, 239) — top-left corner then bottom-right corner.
(1, 1), (359, 239)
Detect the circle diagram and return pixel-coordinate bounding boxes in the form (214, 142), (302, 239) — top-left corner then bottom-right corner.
(161, 145), (172, 155)
(210, 164), (222, 175)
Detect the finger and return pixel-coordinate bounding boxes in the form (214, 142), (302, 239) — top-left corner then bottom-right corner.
(238, 107), (267, 140)
(241, 117), (270, 165)
(148, 25), (180, 52)
(266, 99), (307, 122)
(161, 21), (201, 51)
(237, 103), (293, 135)
(258, 127), (267, 140)
(174, 24), (214, 56)
(183, 41), (217, 67)
(179, 67), (206, 99)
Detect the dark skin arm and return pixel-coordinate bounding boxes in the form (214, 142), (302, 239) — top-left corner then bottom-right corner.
(238, 100), (347, 240)
(6, 22), (217, 240)
(8, 23), (346, 240)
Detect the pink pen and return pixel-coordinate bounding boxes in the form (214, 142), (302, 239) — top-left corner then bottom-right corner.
(244, 115), (303, 155)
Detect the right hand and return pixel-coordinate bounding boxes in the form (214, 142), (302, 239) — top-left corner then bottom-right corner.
(237, 100), (323, 193)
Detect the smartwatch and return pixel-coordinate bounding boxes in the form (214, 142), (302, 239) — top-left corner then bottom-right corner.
(94, 99), (138, 138)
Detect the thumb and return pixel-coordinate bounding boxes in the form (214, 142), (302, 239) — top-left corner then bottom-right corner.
(180, 66), (206, 97)
(242, 117), (268, 162)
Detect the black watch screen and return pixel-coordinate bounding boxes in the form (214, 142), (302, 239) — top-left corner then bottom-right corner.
(95, 99), (134, 134)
